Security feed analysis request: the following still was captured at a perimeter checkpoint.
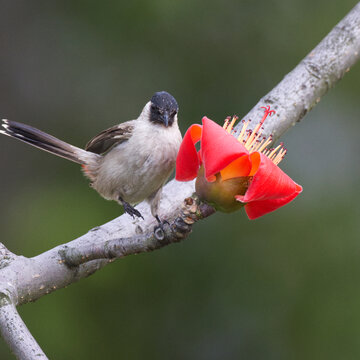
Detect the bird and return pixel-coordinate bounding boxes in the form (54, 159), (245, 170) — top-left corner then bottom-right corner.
(0, 91), (182, 225)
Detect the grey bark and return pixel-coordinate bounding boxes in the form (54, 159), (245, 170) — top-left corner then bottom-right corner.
(234, 2), (360, 139)
(2, 2), (360, 359)
(0, 305), (47, 360)
(0, 284), (47, 359)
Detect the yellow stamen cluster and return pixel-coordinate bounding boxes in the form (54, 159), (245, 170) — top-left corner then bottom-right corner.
(223, 115), (286, 166)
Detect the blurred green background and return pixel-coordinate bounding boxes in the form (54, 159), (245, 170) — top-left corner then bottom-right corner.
(1, 0), (360, 359)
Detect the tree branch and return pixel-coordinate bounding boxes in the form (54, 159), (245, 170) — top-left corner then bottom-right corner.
(60, 195), (214, 267)
(1, 3), (360, 359)
(0, 285), (47, 359)
(234, 2), (360, 138)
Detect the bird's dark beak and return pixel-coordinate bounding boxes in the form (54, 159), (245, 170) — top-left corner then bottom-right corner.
(162, 113), (170, 127)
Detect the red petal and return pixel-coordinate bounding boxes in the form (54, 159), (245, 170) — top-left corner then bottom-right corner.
(237, 152), (300, 202)
(242, 184), (303, 219)
(201, 117), (248, 179)
(175, 124), (202, 181)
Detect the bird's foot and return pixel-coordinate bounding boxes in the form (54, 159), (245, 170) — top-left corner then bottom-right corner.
(119, 198), (144, 219)
(154, 215), (170, 241)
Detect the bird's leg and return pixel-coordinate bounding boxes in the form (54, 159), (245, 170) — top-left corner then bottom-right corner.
(153, 215), (170, 240)
(147, 188), (169, 239)
(118, 197), (144, 219)
(155, 215), (170, 227)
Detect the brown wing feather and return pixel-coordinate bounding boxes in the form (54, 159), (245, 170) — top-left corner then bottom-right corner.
(85, 121), (135, 154)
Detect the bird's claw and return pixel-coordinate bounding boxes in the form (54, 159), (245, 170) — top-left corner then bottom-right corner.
(122, 201), (144, 219)
(154, 215), (170, 241)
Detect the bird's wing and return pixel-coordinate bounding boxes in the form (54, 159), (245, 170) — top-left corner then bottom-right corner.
(85, 121), (135, 154)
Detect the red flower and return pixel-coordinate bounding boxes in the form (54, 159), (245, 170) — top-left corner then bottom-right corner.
(176, 107), (302, 219)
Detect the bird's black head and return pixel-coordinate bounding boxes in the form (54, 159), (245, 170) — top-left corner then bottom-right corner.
(149, 91), (179, 127)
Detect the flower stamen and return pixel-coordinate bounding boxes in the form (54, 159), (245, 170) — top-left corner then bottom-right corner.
(226, 115), (238, 134)
(223, 116), (231, 130)
(257, 136), (273, 153)
(223, 106), (286, 165)
(250, 137), (265, 152)
(272, 148), (287, 165)
(236, 121), (248, 142)
(268, 144), (283, 159)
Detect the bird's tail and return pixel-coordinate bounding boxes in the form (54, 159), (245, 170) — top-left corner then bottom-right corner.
(0, 119), (100, 167)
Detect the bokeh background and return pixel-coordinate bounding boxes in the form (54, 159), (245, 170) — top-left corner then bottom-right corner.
(0, 1), (360, 359)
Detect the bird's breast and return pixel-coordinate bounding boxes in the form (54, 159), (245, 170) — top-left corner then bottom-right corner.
(93, 121), (182, 204)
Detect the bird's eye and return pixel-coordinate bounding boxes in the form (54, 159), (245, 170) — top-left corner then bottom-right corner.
(152, 106), (162, 115)
(171, 110), (177, 117)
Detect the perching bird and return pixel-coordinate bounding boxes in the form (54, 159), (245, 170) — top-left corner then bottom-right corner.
(0, 91), (182, 223)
